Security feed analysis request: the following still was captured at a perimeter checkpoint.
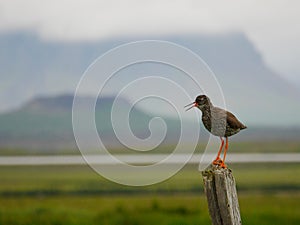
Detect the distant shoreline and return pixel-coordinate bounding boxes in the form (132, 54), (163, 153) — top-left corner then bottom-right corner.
(1, 153), (300, 166)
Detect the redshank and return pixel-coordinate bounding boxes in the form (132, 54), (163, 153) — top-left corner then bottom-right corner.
(185, 95), (247, 168)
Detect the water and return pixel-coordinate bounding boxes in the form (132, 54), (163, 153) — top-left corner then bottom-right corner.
(0, 153), (299, 165)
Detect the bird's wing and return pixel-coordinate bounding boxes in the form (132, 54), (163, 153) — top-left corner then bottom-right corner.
(226, 111), (246, 129)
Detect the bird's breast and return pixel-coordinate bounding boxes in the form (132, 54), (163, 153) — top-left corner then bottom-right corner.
(202, 110), (227, 137)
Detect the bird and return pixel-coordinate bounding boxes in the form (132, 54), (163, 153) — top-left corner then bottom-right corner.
(185, 95), (247, 168)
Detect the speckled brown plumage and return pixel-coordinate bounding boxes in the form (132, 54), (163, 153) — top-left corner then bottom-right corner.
(194, 95), (247, 137)
(185, 95), (247, 168)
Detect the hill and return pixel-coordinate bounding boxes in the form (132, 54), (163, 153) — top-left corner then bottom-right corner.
(0, 94), (182, 150)
(0, 32), (299, 126)
(0, 94), (300, 151)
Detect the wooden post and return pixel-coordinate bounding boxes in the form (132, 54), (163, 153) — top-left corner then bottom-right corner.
(202, 165), (242, 225)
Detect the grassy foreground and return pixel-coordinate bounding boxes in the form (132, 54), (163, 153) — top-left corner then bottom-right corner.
(0, 163), (299, 225)
(1, 194), (300, 225)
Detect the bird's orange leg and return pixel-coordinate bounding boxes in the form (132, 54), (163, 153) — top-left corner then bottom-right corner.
(212, 137), (224, 165)
(220, 137), (228, 168)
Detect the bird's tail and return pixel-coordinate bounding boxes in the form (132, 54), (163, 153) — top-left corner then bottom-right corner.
(241, 125), (247, 130)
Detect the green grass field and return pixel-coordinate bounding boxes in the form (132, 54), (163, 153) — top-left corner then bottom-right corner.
(1, 194), (300, 225)
(0, 162), (300, 225)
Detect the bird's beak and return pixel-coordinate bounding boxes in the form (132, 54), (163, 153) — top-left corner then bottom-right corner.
(184, 102), (197, 111)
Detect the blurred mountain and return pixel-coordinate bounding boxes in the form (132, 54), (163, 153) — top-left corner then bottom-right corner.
(0, 32), (300, 126)
(0, 94), (181, 150)
(0, 94), (299, 151)
(173, 35), (300, 126)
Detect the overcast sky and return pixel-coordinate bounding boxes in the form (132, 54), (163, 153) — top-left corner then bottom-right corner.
(0, 0), (299, 83)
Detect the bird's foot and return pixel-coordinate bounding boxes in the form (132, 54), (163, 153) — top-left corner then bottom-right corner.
(212, 158), (227, 168)
(212, 158), (223, 166)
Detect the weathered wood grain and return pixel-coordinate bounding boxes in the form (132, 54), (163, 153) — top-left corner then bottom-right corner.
(202, 165), (242, 225)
